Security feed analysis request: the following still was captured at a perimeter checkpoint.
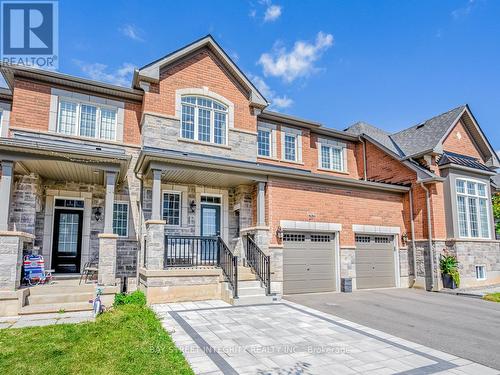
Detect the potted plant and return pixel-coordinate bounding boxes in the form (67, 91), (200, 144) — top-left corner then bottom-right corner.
(439, 252), (460, 289)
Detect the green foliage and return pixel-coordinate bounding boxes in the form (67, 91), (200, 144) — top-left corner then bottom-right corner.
(114, 290), (146, 307)
(493, 194), (500, 235)
(439, 253), (460, 287)
(0, 304), (194, 375)
(483, 293), (500, 303)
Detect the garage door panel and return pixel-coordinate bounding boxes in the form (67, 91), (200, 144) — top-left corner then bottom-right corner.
(283, 232), (337, 294)
(355, 235), (396, 289)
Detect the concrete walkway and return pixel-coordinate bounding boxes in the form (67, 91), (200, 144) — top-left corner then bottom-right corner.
(153, 300), (499, 375)
(0, 311), (94, 329)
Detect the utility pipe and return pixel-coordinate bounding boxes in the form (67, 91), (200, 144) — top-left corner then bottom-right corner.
(420, 182), (435, 291)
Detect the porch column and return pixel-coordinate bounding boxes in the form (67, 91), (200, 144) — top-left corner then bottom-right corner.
(0, 161), (14, 231)
(104, 171), (117, 233)
(151, 169), (162, 220)
(257, 182), (266, 227)
(99, 170), (118, 286)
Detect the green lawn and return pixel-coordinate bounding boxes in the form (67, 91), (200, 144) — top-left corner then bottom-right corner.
(0, 304), (194, 375)
(483, 293), (500, 303)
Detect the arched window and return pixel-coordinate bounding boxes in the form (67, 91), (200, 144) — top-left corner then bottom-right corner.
(181, 96), (228, 145)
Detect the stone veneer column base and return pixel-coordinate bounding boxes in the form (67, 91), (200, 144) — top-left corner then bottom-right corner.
(98, 233), (118, 286)
(0, 231), (35, 291)
(145, 220), (166, 270)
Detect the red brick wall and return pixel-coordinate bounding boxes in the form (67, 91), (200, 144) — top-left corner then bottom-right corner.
(443, 120), (483, 161)
(9, 78), (142, 145)
(143, 48), (256, 132)
(267, 178), (407, 246)
(365, 141), (415, 185)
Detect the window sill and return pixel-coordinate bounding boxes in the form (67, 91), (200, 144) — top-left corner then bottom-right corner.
(258, 155), (279, 161)
(178, 137), (231, 150)
(280, 159), (304, 165)
(317, 167), (349, 175)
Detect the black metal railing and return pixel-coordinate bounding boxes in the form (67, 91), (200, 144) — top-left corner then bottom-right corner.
(164, 235), (238, 298)
(246, 236), (271, 295)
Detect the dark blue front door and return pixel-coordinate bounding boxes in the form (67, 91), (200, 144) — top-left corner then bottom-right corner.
(201, 204), (220, 261)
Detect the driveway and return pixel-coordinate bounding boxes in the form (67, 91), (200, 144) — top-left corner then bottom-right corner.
(285, 288), (500, 371)
(153, 299), (498, 374)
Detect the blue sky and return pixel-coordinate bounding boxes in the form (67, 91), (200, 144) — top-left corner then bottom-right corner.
(55, 0), (499, 152)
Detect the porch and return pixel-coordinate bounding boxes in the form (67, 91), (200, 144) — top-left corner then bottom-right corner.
(0, 132), (133, 315)
(136, 149), (275, 305)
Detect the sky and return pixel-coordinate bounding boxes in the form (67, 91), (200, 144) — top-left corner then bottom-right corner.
(49, 1), (500, 153)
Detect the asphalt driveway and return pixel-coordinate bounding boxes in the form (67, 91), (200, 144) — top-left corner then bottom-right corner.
(285, 288), (500, 370)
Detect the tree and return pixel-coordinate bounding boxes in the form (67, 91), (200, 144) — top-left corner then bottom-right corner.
(494, 193), (500, 236)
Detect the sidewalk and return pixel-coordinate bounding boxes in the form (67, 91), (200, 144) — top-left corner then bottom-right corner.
(0, 311), (94, 329)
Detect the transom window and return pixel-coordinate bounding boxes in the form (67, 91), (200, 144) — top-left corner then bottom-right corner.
(320, 145), (344, 171)
(257, 128), (271, 157)
(163, 192), (181, 226)
(181, 96), (228, 145)
(113, 202), (129, 237)
(57, 100), (117, 141)
(456, 179), (490, 238)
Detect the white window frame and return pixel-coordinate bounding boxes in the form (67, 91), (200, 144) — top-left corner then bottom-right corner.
(455, 177), (491, 239)
(317, 138), (347, 172)
(180, 95), (229, 146)
(281, 126), (302, 163)
(475, 265), (486, 280)
(257, 122), (277, 158)
(113, 201), (129, 238)
(56, 97), (118, 141)
(162, 190), (182, 227)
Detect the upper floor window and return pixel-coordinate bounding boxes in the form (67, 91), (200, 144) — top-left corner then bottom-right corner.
(456, 179), (490, 238)
(57, 99), (117, 141)
(181, 96), (228, 145)
(318, 138), (347, 172)
(258, 128), (271, 157)
(281, 127), (302, 163)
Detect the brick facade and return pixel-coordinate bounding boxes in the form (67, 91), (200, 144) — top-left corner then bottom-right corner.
(443, 120), (483, 161)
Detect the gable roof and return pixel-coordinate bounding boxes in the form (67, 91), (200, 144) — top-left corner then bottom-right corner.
(390, 105), (466, 157)
(133, 35), (268, 107)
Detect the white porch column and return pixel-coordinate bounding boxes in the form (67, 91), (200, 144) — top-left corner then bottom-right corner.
(151, 169), (162, 221)
(104, 171), (117, 234)
(257, 182), (266, 226)
(0, 161), (14, 231)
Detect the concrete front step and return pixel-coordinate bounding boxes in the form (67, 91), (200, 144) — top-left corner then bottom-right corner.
(238, 280), (262, 288)
(238, 286), (266, 297)
(28, 292), (95, 305)
(232, 294), (276, 305)
(19, 301), (93, 315)
(28, 285), (96, 296)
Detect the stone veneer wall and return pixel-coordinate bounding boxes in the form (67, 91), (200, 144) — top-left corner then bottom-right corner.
(9, 173), (43, 236)
(142, 114), (258, 162)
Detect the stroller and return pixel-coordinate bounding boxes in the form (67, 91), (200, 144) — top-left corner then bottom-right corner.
(22, 255), (53, 286)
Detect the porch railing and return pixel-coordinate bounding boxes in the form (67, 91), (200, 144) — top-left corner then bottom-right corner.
(246, 236), (271, 295)
(164, 235), (238, 298)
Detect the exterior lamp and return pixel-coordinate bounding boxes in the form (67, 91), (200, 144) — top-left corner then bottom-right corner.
(401, 232), (408, 244)
(93, 207), (103, 222)
(276, 226), (284, 240)
(190, 200), (196, 213)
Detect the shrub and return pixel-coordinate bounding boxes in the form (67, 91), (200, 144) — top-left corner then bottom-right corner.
(114, 290), (146, 307)
(439, 253), (460, 287)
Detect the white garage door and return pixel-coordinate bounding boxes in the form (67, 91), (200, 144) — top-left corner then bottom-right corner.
(283, 232), (337, 294)
(355, 234), (396, 289)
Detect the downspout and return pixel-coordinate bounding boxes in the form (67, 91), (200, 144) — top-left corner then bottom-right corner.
(420, 182), (435, 291)
(409, 187), (417, 284)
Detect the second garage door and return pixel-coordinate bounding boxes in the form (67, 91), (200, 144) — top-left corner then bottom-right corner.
(283, 232), (337, 294)
(355, 234), (396, 289)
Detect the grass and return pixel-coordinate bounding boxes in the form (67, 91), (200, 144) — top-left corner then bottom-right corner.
(483, 293), (500, 303)
(0, 304), (194, 375)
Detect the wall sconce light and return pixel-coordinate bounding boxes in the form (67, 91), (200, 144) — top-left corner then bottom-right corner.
(276, 226), (284, 240)
(93, 207), (103, 222)
(401, 232), (408, 244)
(190, 200), (196, 213)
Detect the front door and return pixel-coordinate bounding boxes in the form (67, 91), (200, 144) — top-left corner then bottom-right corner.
(52, 209), (83, 273)
(200, 204), (221, 261)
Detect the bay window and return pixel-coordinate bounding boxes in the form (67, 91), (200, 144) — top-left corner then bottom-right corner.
(57, 99), (117, 141)
(456, 179), (490, 238)
(180, 96), (228, 145)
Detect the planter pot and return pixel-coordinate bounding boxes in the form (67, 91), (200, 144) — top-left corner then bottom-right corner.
(442, 273), (457, 289)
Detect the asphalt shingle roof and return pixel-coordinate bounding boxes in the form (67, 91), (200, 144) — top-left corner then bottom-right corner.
(389, 105), (466, 157)
(344, 122), (403, 156)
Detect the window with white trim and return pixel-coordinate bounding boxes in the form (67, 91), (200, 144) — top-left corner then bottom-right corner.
(318, 138), (347, 172)
(475, 265), (486, 280)
(257, 128), (271, 157)
(281, 127), (302, 162)
(284, 134), (297, 161)
(162, 192), (181, 226)
(456, 179), (490, 238)
(57, 99), (117, 141)
(113, 202), (129, 237)
(180, 96), (228, 145)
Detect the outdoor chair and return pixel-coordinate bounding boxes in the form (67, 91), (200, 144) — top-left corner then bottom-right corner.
(80, 254), (99, 285)
(22, 254), (53, 286)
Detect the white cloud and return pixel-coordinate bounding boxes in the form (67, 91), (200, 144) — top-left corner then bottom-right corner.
(249, 74), (293, 109)
(119, 24), (145, 42)
(451, 0), (476, 19)
(258, 32), (334, 83)
(264, 4), (282, 22)
(73, 60), (135, 87)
